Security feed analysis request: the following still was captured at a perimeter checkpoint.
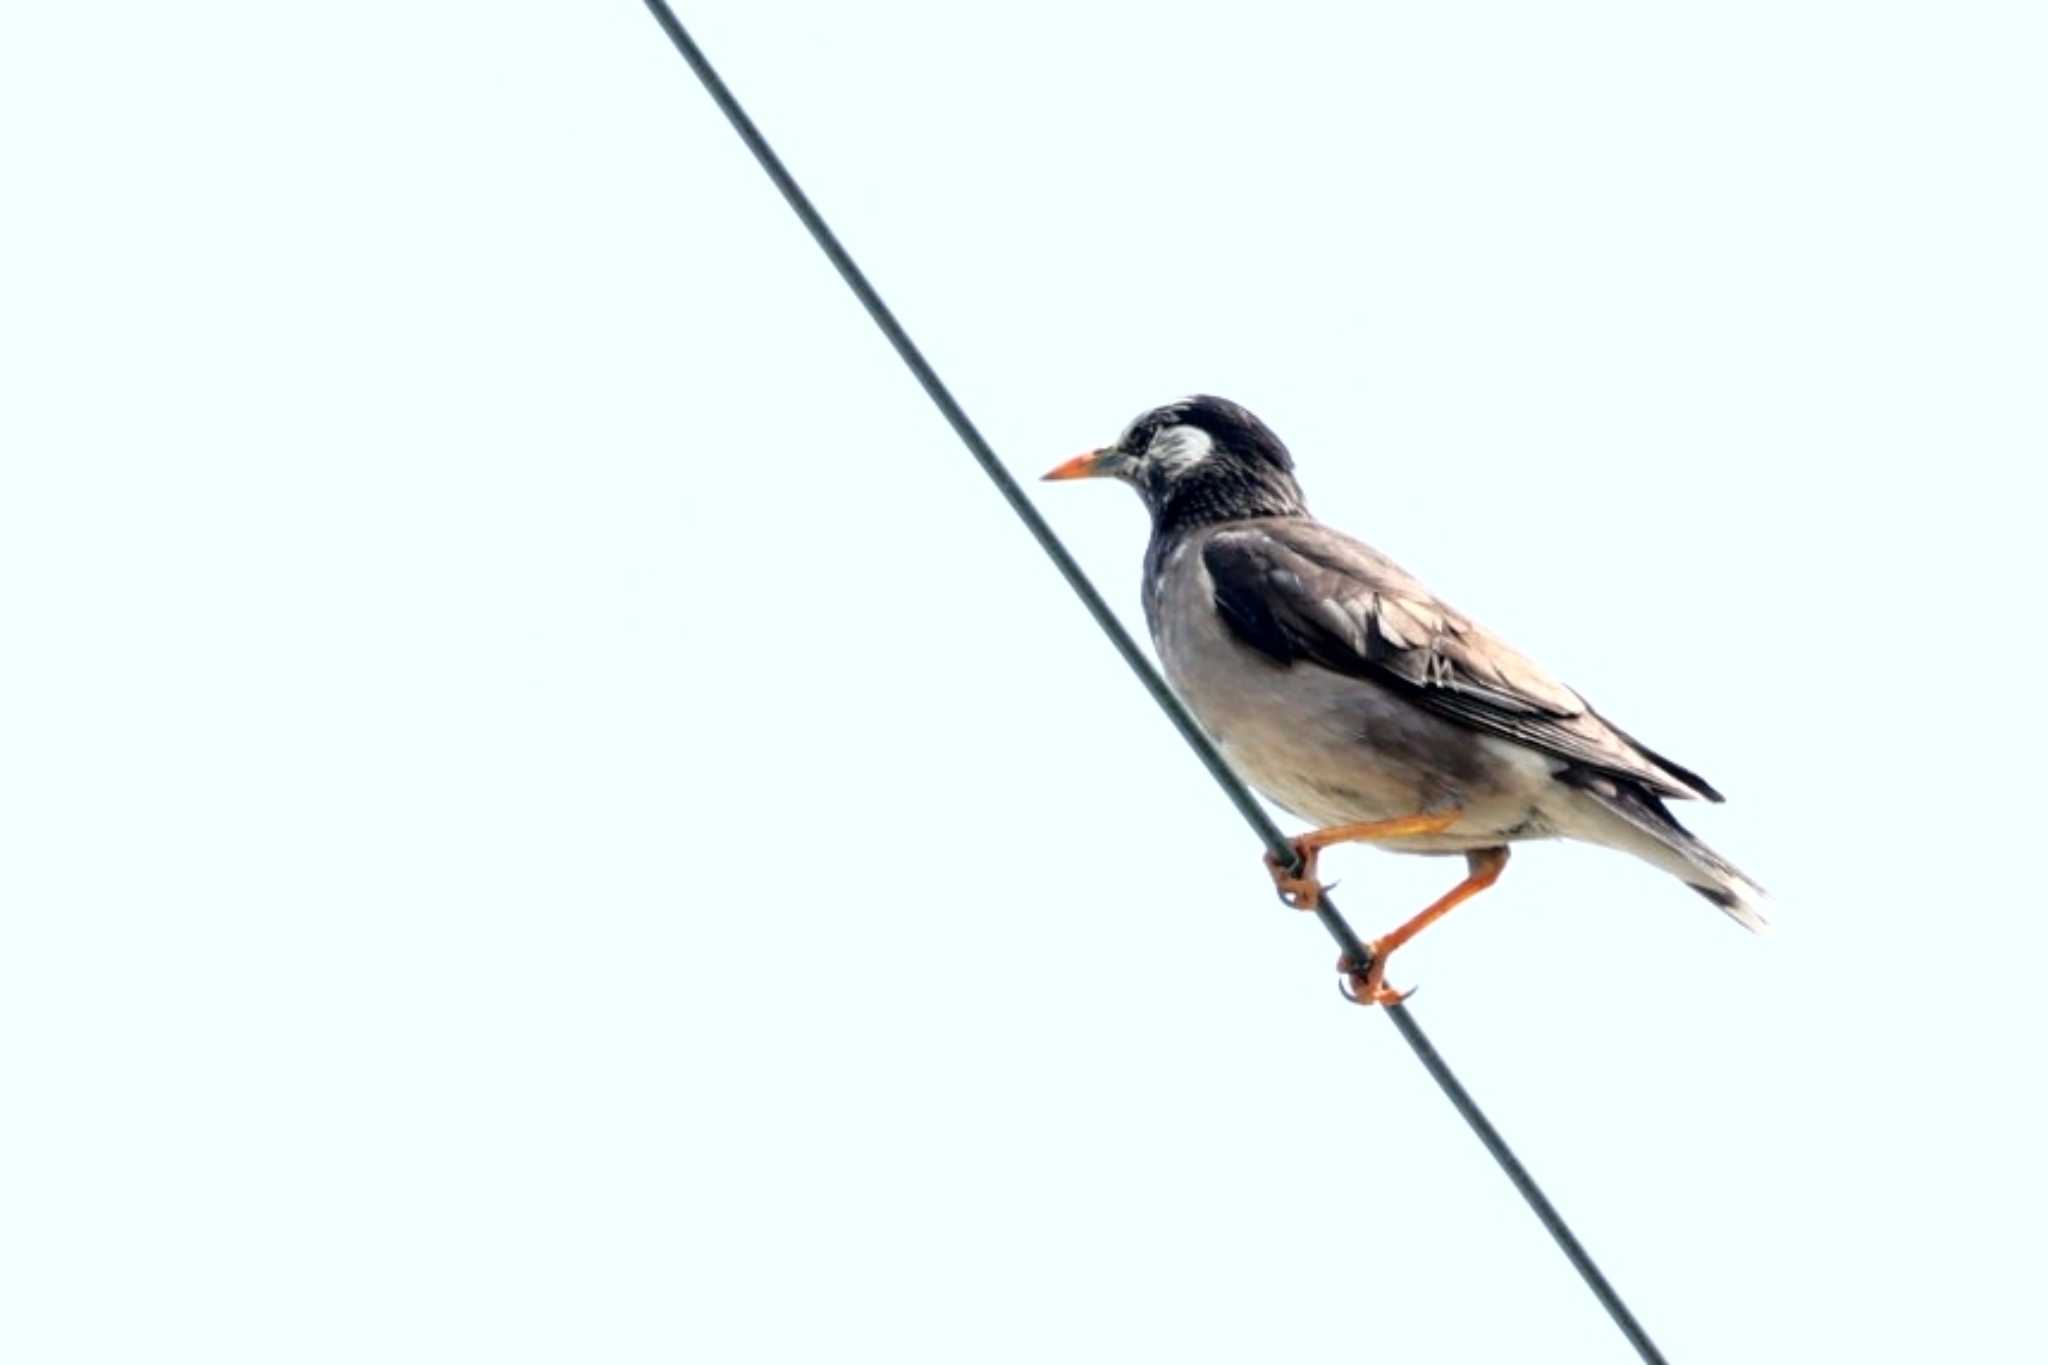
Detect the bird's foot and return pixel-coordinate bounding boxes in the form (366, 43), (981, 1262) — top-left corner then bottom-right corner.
(1263, 811), (1465, 912)
(1264, 841), (1333, 911)
(1337, 947), (1413, 1008)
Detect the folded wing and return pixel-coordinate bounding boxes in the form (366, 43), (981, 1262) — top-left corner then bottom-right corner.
(1202, 520), (1722, 803)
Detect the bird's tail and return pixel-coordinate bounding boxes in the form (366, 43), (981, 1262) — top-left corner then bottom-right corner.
(1565, 776), (1769, 932)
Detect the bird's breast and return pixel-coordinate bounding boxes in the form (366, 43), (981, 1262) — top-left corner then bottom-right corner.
(1148, 534), (1552, 845)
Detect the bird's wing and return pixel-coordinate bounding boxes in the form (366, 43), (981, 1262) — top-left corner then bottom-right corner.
(1201, 520), (1722, 802)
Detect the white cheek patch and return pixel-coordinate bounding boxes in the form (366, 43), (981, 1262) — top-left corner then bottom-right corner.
(1146, 424), (1215, 476)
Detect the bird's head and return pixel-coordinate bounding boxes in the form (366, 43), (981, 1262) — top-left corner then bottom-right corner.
(1043, 395), (1307, 530)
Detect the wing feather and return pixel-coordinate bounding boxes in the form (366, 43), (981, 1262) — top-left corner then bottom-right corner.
(1202, 521), (1722, 802)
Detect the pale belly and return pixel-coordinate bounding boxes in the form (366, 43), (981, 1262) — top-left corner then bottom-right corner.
(1149, 541), (1560, 853)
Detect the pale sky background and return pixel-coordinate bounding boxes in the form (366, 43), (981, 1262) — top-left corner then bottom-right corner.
(3, 2), (2045, 1361)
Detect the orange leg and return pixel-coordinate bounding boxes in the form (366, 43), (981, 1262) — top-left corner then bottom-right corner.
(1263, 811), (1462, 910)
(1341, 846), (1510, 1006)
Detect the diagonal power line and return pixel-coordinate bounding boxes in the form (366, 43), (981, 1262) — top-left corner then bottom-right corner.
(640, 7), (1667, 1363)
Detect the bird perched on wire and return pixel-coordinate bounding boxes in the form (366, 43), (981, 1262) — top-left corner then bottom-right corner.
(1043, 396), (1764, 1004)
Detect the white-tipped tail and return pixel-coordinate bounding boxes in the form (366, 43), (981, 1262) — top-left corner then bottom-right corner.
(1686, 868), (1771, 933)
(1562, 777), (1769, 931)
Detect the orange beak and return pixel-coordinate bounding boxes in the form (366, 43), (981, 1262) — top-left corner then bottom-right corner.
(1041, 447), (1113, 481)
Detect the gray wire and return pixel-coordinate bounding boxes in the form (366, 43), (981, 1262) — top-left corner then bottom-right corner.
(640, 6), (1666, 1362)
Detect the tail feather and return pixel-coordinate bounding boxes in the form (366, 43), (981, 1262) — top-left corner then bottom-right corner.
(1687, 878), (1770, 934)
(1557, 769), (1769, 931)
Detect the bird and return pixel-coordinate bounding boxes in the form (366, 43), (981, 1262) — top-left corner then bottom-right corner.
(1042, 395), (1764, 1004)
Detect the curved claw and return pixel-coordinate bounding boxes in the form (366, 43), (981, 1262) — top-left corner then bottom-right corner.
(1336, 950), (1413, 1008)
(1276, 880), (1332, 911)
(1264, 842), (1327, 911)
(1341, 978), (1414, 1008)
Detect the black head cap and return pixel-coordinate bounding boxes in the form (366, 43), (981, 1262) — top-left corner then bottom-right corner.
(1108, 395), (1307, 532)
